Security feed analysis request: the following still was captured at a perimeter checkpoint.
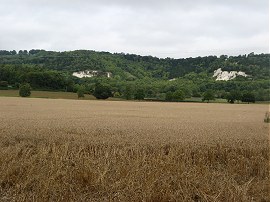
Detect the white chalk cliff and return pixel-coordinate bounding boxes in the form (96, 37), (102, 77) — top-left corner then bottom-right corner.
(213, 68), (249, 81)
(72, 70), (112, 78)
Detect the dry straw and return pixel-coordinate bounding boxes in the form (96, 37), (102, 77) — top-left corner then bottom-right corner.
(0, 97), (269, 201)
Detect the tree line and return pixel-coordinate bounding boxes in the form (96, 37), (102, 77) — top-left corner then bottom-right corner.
(0, 50), (269, 102)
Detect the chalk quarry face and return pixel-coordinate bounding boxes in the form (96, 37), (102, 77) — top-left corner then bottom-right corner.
(72, 70), (112, 78)
(213, 68), (249, 81)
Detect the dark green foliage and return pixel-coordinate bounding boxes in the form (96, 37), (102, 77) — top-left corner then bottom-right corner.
(0, 50), (269, 102)
(254, 89), (270, 101)
(226, 90), (242, 103)
(29, 49), (44, 55)
(192, 89), (201, 97)
(22, 71), (68, 90)
(0, 50), (16, 55)
(241, 92), (256, 103)
(165, 90), (185, 101)
(0, 50), (269, 80)
(202, 90), (215, 103)
(124, 85), (133, 100)
(227, 92), (236, 103)
(0, 64), (74, 91)
(93, 83), (112, 99)
(134, 88), (145, 100)
(77, 87), (85, 99)
(173, 90), (185, 101)
(113, 92), (121, 97)
(146, 89), (155, 97)
(0, 81), (8, 87)
(165, 91), (174, 101)
(19, 83), (31, 97)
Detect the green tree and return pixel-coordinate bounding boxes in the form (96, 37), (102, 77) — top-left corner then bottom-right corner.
(227, 93), (235, 103)
(124, 84), (133, 100)
(227, 90), (242, 103)
(192, 89), (201, 97)
(165, 91), (173, 101)
(134, 88), (145, 100)
(202, 90), (215, 103)
(93, 83), (112, 100)
(241, 92), (255, 104)
(113, 92), (121, 97)
(0, 81), (8, 88)
(77, 87), (85, 99)
(173, 90), (185, 101)
(255, 89), (268, 101)
(19, 83), (31, 97)
(234, 91), (242, 103)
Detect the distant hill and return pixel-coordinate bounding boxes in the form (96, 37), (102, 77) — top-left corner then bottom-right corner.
(0, 50), (269, 101)
(0, 50), (269, 80)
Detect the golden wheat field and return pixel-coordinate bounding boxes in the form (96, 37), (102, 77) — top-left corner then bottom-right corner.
(0, 97), (269, 201)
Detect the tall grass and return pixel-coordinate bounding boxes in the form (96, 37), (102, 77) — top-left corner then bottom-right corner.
(264, 112), (270, 123)
(0, 135), (268, 201)
(0, 98), (269, 201)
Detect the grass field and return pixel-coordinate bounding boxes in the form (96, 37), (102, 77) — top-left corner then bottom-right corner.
(1, 90), (269, 104)
(0, 97), (269, 201)
(0, 90), (123, 101)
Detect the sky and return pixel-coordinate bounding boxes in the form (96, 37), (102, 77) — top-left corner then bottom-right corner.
(0, 0), (268, 58)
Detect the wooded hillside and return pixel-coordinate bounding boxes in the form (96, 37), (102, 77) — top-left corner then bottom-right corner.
(0, 50), (269, 101)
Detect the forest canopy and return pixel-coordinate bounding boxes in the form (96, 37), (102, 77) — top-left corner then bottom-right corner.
(0, 50), (269, 101)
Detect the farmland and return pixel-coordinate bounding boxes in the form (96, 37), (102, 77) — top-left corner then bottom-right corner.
(0, 90), (231, 103)
(0, 97), (269, 201)
(0, 90), (123, 101)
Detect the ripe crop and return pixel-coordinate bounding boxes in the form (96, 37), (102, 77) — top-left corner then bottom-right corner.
(0, 97), (269, 201)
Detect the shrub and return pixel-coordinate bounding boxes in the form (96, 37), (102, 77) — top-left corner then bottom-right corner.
(165, 91), (173, 101)
(77, 87), (85, 99)
(93, 83), (112, 100)
(202, 90), (215, 103)
(264, 112), (270, 123)
(113, 92), (121, 97)
(134, 88), (145, 100)
(124, 85), (133, 100)
(241, 92), (255, 104)
(19, 83), (31, 97)
(173, 90), (185, 101)
(0, 81), (8, 87)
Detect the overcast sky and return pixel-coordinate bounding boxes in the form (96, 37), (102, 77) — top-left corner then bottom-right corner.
(0, 0), (268, 58)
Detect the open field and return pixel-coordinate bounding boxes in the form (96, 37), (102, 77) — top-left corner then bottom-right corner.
(1, 90), (269, 104)
(0, 97), (269, 201)
(0, 89), (96, 100)
(0, 90), (122, 101)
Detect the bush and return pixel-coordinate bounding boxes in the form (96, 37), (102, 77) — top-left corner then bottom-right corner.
(192, 91), (201, 98)
(165, 91), (173, 101)
(165, 90), (185, 101)
(113, 92), (121, 97)
(202, 90), (215, 103)
(226, 90), (242, 104)
(77, 87), (85, 99)
(124, 85), (133, 100)
(241, 92), (255, 104)
(93, 83), (112, 100)
(0, 81), (8, 87)
(134, 88), (145, 100)
(264, 112), (270, 123)
(19, 83), (31, 97)
(173, 90), (185, 101)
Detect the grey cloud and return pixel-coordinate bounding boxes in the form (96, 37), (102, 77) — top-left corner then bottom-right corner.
(0, 0), (268, 58)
